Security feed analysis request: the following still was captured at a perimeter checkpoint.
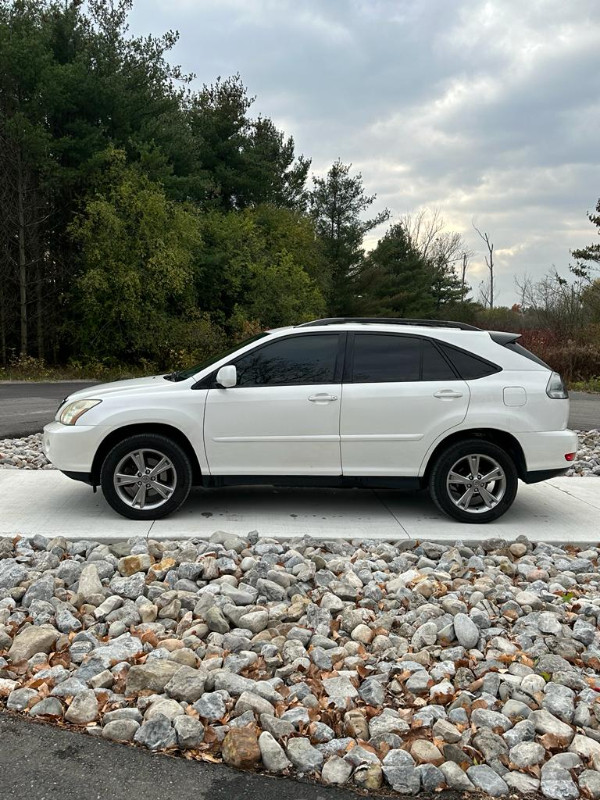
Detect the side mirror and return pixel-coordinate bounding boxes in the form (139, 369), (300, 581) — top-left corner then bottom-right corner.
(216, 365), (237, 388)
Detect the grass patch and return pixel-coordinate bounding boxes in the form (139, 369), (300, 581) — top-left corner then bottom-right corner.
(0, 355), (154, 383)
(570, 377), (600, 393)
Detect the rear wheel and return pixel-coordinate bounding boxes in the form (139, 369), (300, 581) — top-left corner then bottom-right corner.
(100, 434), (192, 520)
(429, 439), (518, 523)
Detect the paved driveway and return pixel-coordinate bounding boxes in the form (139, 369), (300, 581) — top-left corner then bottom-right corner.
(1, 471), (599, 544)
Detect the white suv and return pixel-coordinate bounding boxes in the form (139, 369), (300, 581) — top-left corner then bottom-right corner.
(43, 318), (577, 524)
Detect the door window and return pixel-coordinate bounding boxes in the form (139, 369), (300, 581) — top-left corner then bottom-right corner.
(350, 334), (460, 382)
(351, 334), (421, 382)
(233, 334), (340, 387)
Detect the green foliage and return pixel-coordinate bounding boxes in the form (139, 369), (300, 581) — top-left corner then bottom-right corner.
(194, 206), (325, 331)
(69, 149), (201, 361)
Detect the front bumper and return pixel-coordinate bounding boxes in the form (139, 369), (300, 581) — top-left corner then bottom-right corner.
(43, 421), (104, 474)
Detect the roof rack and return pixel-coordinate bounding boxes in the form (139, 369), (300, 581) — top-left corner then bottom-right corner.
(297, 317), (481, 331)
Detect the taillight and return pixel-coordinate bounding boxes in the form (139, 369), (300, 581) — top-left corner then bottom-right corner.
(565, 453), (576, 462)
(546, 372), (568, 399)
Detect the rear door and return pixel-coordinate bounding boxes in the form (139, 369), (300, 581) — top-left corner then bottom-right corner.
(340, 333), (470, 476)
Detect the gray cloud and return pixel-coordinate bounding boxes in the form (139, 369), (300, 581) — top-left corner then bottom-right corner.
(130, 0), (600, 303)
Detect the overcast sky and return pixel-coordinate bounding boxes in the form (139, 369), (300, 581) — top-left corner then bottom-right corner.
(130, 0), (600, 304)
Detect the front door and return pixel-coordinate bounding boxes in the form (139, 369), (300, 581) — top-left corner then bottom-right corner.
(341, 333), (470, 476)
(204, 333), (343, 475)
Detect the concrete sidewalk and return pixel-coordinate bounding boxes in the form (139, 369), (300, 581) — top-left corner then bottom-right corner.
(1, 470), (599, 543)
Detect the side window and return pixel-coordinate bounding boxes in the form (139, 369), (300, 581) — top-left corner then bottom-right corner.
(438, 343), (500, 380)
(422, 340), (458, 380)
(352, 335), (421, 382)
(233, 335), (339, 387)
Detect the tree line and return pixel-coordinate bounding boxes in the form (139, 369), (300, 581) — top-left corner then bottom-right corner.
(1, 1), (598, 378)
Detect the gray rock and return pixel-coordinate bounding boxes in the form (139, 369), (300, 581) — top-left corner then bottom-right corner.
(237, 610), (269, 634)
(260, 714), (295, 740)
(51, 677), (88, 697)
(568, 734), (600, 761)
(382, 750), (420, 795)
(173, 716), (204, 748)
(440, 761), (476, 791)
(145, 699), (185, 721)
(543, 682), (576, 723)
(103, 708), (143, 725)
(454, 613), (480, 648)
(204, 606), (230, 634)
(235, 691), (274, 717)
(133, 714), (177, 750)
(416, 764), (445, 791)
(7, 687), (37, 711)
(102, 720), (140, 742)
(504, 773), (540, 793)
(0, 559), (27, 589)
(212, 672), (255, 696)
(359, 677), (385, 706)
(529, 709), (575, 745)
(509, 741), (546, 767)
(109, 573), (145, 600)
(126, 660), (181, 693)
(193, 691), (227, 721)
(64, 690), (98, 724)
(29, 697), (64, 717)
(471, 708), (512, 732)
(8, 625), (59, 663)
(541, 765), (579, 800)
(259, 731), (291, 773)
(322, 755), (352, 785)
(579, 770), (600, 800)
(286, 737), (324, 773)
(164, 666), (206, 703)
(322, 676), (358, 698)
(78, 564), (105, 605)
(467, 765), (508, 796)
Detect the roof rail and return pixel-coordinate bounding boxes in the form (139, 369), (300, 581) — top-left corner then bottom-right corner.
(297, 317), (481, 331)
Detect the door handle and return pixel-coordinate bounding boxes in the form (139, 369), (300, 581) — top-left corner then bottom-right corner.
(308, 394), (338, 402)
(434, 390), (463, 399)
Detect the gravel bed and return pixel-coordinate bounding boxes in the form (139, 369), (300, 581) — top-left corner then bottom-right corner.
(2, 429), (600, 476)
(2, 533), (600, 798)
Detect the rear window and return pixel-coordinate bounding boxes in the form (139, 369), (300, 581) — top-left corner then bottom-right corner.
(437, 343), (500, 380)
(503, 341), (550, 368)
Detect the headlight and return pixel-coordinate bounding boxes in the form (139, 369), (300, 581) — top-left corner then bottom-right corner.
(59, 399), (102, 425)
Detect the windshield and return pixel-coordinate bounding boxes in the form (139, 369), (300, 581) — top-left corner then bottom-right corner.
(165, 332), (270, 382)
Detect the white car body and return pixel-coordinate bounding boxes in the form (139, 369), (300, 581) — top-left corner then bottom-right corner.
(43, 319), (577, 522)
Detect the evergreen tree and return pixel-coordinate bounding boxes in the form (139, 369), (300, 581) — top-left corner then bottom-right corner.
(309, 159), (389, 314)
(356, 222), (434, 317)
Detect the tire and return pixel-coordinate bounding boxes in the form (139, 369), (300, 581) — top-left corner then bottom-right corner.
(100, 433), (193, 520)
(428, 439), (518, 523)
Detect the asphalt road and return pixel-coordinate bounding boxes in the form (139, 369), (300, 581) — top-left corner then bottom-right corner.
(0, 382), (98, 438)
(0, 711), (359, 800)
(0, 381), (598, 439)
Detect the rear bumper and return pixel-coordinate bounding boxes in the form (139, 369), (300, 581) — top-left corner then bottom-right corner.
(517, 429), (579, 472)
(522, 468), (569, 484)
(61, 470), (94, 486)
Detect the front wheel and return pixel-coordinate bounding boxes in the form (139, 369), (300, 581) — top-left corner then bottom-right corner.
(100, 434), (192, 520)
(429, 439), (518, 523)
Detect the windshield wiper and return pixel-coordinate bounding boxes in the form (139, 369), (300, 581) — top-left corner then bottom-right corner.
(163, 371), (180, 382)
